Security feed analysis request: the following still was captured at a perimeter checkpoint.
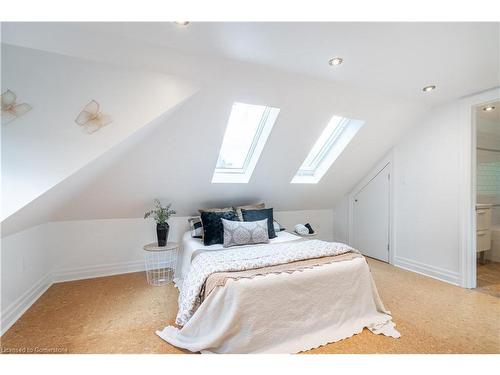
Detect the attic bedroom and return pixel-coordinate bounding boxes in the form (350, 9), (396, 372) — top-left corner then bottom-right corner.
(1, 3), (500, 367)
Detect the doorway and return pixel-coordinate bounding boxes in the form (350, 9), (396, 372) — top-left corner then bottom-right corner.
(352, 163), (391, 262)
(460, 87), (500, 289)
(474, 100), (500, 296)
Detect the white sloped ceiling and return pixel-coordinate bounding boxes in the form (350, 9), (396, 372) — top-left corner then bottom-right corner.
(1, 41), (429, 236)
(3, 22), (497, 237)
(1, 44), (200, 222)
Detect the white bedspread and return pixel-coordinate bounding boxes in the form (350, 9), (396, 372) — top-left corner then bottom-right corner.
(157, 256), (400, 353)
(175, 239), (356, 326)
(175, 230), (301, 290)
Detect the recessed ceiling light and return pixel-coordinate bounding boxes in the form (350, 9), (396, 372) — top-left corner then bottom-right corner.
(483, 106), (496, 112)
(174, 21), (190, 26)
(422, 85), (436, 92)
(328, 57), (344, 66)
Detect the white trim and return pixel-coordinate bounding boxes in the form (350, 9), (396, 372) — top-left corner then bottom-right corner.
(458, 87), (500, 288)
(52, 260), (145, 283)
(486, 254), (500, 263)
(1, 272), (53, 336)
(394, 256), (460, 286)
(1, 260), (145, 335)
(348, 151), (395, 264)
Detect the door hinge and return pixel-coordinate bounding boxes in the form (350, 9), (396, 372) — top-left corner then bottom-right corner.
(387, 243), (390, 251)
(388, 173), (391, 180)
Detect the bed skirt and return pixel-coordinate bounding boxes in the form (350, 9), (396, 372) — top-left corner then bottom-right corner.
(157, 257), (400, 353)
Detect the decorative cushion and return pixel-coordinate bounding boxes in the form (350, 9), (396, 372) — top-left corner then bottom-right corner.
(294, 224), (309, 235)
(304, 223), (315, 234)
(198, 206), (234, 215)
(241, 208), (277, 239)
(200, 210), (239, 246)
(187, 217), (203, 239)
(233, 203), (265, 221)
(222, 218), (269, 248)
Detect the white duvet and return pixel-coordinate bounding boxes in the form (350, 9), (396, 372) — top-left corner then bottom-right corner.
(158, 233), (400, 353)
(174, 230), (302, 290)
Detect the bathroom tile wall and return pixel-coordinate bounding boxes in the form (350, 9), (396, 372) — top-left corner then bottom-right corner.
(477, 136), (500, 226)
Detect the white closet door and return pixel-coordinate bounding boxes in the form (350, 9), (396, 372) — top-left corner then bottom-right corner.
(353, 164), (390, 262)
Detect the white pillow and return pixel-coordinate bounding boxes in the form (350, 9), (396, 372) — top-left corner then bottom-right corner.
(294, 224), (309, 235)
(222, 218), (269, 248)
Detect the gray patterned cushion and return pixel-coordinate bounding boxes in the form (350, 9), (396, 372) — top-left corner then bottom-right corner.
(222, 218), (269, 248)
(187, 216), (203, 239)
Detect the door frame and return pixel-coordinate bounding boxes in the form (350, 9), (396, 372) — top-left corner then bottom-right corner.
(459, 87), (500, 288)
(348, 151), (395, 264)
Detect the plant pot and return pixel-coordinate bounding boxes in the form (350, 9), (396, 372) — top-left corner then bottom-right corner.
(156, 223), (169, 247)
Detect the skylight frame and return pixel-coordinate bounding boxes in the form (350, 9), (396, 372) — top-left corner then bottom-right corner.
(212, 102), (280, 183)
(291, 115), (364, 184)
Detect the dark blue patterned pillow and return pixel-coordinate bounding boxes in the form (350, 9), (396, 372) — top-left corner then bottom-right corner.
(241, 208), (277, 239)
(200, 210), (239, 245)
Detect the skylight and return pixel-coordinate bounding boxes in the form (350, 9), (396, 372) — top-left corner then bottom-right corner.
(291, 115), (364, 184)
(212, 102), (280, 183)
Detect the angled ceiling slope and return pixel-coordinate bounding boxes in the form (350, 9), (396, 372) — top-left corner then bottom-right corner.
(2, 44), (431, 238)
(1, 44), (199, 223)
(2, 22), (498, 237)
(2, 22), (499, 106)
(0, 102), (195, 237)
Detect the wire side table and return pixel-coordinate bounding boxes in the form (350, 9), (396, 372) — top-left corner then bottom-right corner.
(142, 242), (179, 286)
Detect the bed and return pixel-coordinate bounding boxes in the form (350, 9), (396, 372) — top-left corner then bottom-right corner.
(157, 231), (400, 353)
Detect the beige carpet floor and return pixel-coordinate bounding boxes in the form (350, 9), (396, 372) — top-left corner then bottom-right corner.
(1, 258), (499, 354)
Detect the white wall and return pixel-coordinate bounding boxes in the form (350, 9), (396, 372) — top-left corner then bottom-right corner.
(274, 210), (333, 241)
(1, 44), (198, 220)
(392, 101), (461, 284)
(332, 198), (350, 243)
(48, 209), (333, 280)
(1, 224), (52, 334)
(333, 100), (463, 285)
(1, 208), (333, 334)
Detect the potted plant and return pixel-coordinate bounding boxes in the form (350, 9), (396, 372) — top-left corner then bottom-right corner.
(144, 199), (176, 247)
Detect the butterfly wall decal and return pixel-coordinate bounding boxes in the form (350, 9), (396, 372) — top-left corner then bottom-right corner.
(1, 90), (32, 125)
(75, 100), (112, 134)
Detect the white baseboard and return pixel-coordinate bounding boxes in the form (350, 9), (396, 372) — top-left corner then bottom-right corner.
(485, 253), (500, 263)
(394, 256), (460, 286)
(488, 255), (500, 263)
(1, 260), (145, 336)
(52, 260), (145, 283)
(2, 255), (463, 336)
(1, 272), (53, 336)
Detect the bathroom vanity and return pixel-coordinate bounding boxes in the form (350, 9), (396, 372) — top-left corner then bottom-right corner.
(476, 203), (493, 263)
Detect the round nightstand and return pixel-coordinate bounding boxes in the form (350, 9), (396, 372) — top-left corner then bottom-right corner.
(142, 242), (179, 286)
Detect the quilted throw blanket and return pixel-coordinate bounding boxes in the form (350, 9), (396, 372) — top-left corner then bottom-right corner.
(176, 239), (356, 326)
